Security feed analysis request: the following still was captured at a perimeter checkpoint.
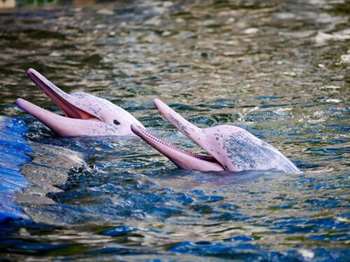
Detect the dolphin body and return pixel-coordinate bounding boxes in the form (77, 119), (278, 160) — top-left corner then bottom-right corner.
(132, 99), (300, 173)
(16, 69), (143, 137)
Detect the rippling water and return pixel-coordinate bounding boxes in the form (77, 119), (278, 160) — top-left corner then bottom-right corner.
(0, 0), (349, 260)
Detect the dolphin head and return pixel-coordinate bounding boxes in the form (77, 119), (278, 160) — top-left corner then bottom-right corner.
(132, 98), (300, 173)
(16, 68), (143, 137)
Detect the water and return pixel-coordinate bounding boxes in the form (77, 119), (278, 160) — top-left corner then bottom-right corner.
(0, 0), (349, 260)
(0, 117), (31, 221)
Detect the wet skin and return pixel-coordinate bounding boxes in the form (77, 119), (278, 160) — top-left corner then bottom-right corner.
(132, 99), (300, 173)
(16, 69), (143, 137)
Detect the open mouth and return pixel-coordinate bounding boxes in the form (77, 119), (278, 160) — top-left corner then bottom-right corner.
(16, 68), (109, 137)
(131, 99), (224, 172)
(17, 68), (99, 121)
(17, 68), (146, 137)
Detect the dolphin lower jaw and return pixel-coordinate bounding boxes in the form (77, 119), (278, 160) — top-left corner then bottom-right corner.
(131, 125), (224, 172)
(16, 98), (108, 137)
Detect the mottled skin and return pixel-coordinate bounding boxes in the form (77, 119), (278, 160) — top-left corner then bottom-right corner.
(16, 69), (143, 137)
(132, 99), (300, 173)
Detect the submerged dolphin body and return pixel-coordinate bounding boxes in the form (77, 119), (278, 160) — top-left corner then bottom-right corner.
(16, 69), (143, 137)
(132, 99), (300, 173)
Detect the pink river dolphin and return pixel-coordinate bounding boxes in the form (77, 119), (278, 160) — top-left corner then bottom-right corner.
(16, 69), (299, 174)
(131, 99), (300, 173)
(16, 69), (143, 137)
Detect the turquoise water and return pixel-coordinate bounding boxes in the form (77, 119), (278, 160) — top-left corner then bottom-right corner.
(0, 0), (349, 260)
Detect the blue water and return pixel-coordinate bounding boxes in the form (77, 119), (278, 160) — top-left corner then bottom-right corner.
(0, 0), (349, 260)
(0, 117), (31, 222)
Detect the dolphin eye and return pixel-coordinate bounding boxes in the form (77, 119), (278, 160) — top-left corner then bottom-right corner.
(113, 120), (120, 125)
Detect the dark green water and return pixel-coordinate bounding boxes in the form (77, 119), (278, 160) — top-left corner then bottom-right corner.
(0, 0), (349, 260)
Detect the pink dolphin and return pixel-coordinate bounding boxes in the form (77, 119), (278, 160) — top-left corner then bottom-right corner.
(16, 69), (143, 137)
(131, 99), (300, 173)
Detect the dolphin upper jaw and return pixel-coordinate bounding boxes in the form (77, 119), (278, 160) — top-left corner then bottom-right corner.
(25, 69), (99, 121)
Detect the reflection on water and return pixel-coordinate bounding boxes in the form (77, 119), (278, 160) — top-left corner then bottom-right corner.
(0, 0), (349, 260)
